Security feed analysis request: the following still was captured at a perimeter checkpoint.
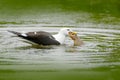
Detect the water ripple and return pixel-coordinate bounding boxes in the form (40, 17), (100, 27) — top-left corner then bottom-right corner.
(0, 27), (120, 69)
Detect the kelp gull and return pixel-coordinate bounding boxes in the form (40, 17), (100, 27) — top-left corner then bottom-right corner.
(8, 28), (73, 45)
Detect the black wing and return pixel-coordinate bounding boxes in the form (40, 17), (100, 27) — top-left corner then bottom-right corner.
(8, 30), (60, 45)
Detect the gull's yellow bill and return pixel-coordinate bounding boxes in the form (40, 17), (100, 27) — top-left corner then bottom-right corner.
(69, 31), (77, 35)
(72, 32), (77, 35)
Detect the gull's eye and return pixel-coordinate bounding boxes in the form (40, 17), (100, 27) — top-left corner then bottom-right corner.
(67, 29), (70, 31)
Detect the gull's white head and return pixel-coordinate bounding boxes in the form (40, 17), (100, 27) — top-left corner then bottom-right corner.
(53, 28), (73, 44)
(59, 28), (73, 36)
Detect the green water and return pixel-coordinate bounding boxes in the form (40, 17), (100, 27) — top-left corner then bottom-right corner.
(0, 0), (120, 80)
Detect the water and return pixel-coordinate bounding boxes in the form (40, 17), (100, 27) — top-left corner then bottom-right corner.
(0, 26), (120, 80)
(0, 0), (120, 80)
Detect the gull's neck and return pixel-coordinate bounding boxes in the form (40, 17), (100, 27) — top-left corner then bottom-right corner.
(53, 33), (66, 44)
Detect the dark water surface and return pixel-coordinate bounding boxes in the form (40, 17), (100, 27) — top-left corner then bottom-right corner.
(0, 0), (120, 80)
